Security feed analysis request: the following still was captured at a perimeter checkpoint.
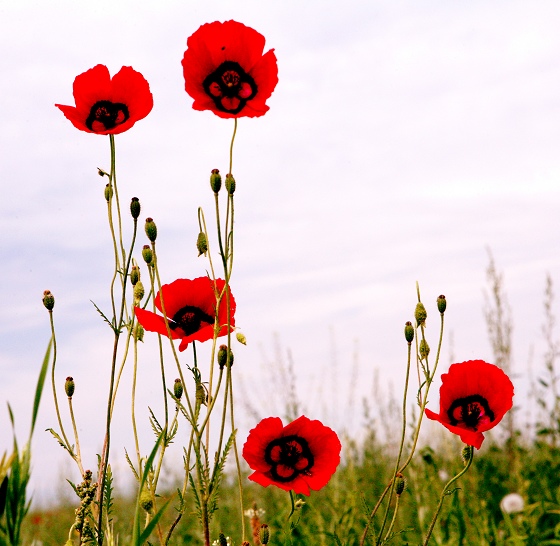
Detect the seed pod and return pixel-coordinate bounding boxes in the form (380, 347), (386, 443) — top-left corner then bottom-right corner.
(42, 290), (55, 311)
(404, 321), (414, 344)
(210, 169), (222, 193)
(145, 218), (157, 242)
(174, 378), (183, 400)
(437, 294), (447, 314)
(141, 244), (153, 264)
(65, 377), (75, 398)
(225, 173), (236, 195)
(130, 197), (141, 219)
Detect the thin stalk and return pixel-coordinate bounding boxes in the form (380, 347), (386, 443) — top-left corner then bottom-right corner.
(423, 446), (474, 545)
(48, 311), (73, 456)
(131, 325), (141, 471)
(360, 293), (446, 546)
(68, 396), (85, 477)
(383, 495), (400, 542)
(375, 342), (412, 544)
(97, 136), (136, 545)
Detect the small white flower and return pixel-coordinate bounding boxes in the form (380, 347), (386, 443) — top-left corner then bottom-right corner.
(438, 470), (449, 482)
(500, 493), (524, 514)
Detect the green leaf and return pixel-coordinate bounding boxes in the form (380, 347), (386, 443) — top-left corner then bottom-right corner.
(30, 339), (52, 439)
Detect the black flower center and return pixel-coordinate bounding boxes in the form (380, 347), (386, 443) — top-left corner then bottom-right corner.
(447, 394), (495, 431)
(264, 435), (314, 482)
(86, 100), (129, 132)
(202, 61), (257, 114)
(169, 305), (214, 336)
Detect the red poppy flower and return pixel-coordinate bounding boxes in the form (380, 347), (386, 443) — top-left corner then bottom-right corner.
(134, 277), (235, 352)
(55, 64), (153, 135)
(242, 416), (341, 496)
(425, 360), (514, 449)
(181, 20), (278, 118)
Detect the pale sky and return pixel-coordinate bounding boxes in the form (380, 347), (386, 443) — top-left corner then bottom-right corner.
(1, 0), (559, 503)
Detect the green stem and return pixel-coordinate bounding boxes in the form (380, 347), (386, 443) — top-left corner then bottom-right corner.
(423, 446), (474, 545)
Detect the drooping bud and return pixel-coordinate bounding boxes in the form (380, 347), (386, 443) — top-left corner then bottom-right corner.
(139, 488), (153, 513)
(404, 321), (414, 344)
(104, 183), (113, 202)
(173, 378), (183, 400)
(196, 232), (208, 257)
(134, 323), (144, 342)
(419, 339), (430, 359)
(98, 168), (108, 177)
(437, 294), (447, 314)
(141, 244), (153, 264)
(236, 331), (247, 345)
(133, 281), (145, 303)
(145, 218), (157, 242)
(65, 377), (75, 398)
(225, 173), (236, 195)
(210, 169), (222, 193)
(415, 303), (427, 326)
(130, 266), (140, 286)
(394, 473), (407, 496)
(130, 197), (141, 219)
(259, 524), (270, 545)
(42, 290), (55, 311)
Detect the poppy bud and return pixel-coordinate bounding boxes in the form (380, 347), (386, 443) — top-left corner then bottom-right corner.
(236, 331), (247, 345)
(133, 281), (145, 303)
(130, 266), (140, 286)
(98, 168), (108, 177)
(461, 445), (473, 465)
(139, 488), (153, 513)
(259, 524), (270, 545)
(217, 345), (233, 369)
(42, 290), (55, 311)
(174, 378), (183, 400)
(196, 384), (207, 406)
(141, 244), (153, 264)
(210, 169), (222, 193)
(225, 173), (236, 195)
(419, 339), (430, 359)
(65, 377), (75, 398)
(145, 218), (157, 242)
(196, 232), (208, 257)
(130, 197), (141, 219)
(437, 294), (447, 314)
(135, 323), (144, 342)
(104, 183), (113, 202)
(218, 533), (228, 546)
(395, 473), (407, 496)
(404, 321), (414, 344)
(415, 303), (427, 326)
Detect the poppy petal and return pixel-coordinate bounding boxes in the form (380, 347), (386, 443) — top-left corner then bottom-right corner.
(243, 415), (341, 496)
(425, 360), (514, 449)
(56, 64), (152, 135)
(182, 20), (278, 118)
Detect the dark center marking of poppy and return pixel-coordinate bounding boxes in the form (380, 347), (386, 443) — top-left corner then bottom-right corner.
(202, 61), (257, 114)
(86, 100), (129, 131)
(447, 394), (495, 431)
(169, 305), (214, 336)
(264, 435), (314, 483)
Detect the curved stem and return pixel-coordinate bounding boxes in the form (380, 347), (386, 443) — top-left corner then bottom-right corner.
(423, 446), (474, 545)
